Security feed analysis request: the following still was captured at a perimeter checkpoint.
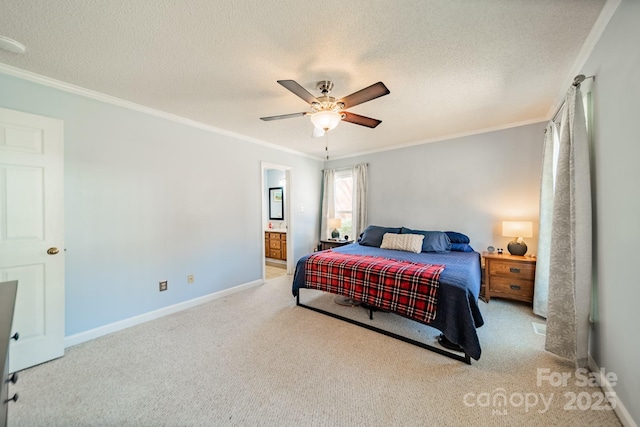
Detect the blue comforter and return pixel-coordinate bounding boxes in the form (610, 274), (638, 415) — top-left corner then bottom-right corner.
(292, 243), (484, 360)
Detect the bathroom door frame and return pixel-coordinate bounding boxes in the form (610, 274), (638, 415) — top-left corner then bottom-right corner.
(260, 162), (293, 281)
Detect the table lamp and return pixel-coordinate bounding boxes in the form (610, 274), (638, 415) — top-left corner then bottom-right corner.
(328, 218), (342, 239)
(502, 221), (533, 256)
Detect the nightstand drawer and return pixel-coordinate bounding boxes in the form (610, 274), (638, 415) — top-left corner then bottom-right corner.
(489, 261), (535, 281)
(320, 240), (353, 251)
(490, 276), (534, 300)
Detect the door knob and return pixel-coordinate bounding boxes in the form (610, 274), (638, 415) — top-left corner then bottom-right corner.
(47, 247), (59, 255)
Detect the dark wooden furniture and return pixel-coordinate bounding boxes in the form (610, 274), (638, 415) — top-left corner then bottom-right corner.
(483, 252), (536, 303)
(319, 239), (353, 251)
(265, 231), (287, 261)
(1, 280), (19, 427)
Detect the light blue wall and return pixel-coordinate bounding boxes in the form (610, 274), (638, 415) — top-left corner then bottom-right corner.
(0, 73), (322, 336)
(325, 123), (545, 255)
(580, 0), (640, 422)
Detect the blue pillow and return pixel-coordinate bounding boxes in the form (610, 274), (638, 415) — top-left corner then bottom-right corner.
(451, 243), (475, 252)
(445, 231), (470, 244)
(359, 225), (402, 247)
(400, 227), (451, 253)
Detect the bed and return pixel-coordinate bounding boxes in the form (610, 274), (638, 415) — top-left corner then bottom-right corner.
(292, 227), (484, 363)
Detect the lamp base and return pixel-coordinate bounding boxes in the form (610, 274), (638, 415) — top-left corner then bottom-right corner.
(507, 241), (528, 256)
(331, 228), (340, 239)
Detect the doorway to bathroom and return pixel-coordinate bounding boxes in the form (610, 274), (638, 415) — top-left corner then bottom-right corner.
(261, 162), (292, 281)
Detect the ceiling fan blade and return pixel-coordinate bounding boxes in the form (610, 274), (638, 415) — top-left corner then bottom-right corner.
(341, 111), (382, 128)
(312, 127), (325, 138)
(277, 80), (319, 105)
(337, 82), (390, 109)
(260, 112), (307, 121)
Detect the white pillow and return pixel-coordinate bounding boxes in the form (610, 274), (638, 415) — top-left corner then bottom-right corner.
(380, 233), (424, 253)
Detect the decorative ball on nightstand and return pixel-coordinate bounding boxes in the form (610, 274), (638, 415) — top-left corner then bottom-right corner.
(502, 221), (533, 256)
(507, 240), (528, 256)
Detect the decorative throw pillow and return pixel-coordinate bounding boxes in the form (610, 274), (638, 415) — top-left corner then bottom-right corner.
(400, 227), (452, 253)
(359, 225), (402, 247)
(380, 233), (424, 253)
(451, 243), (475, 252)
(444, 231), (470, 244)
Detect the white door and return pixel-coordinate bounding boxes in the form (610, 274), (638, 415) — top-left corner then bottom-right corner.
(0, 107), (64, 373)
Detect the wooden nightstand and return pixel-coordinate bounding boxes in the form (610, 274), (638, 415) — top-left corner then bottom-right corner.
(483, 252), (536, 303)
(320, 239), (353, 251)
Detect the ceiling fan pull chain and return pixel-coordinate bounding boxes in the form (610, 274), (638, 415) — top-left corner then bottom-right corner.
(325, 135), (329, 160)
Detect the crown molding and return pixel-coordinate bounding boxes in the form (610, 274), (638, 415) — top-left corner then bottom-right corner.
(0, 63), (322, 161)
(328, 117), (548, 161)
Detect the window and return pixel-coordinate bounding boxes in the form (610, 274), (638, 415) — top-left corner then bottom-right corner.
(333, 169), (353, 238)
(322, 163), (366, 241)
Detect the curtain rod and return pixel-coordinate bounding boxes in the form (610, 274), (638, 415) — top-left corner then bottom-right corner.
(549, 74), (595, 125)
(322, 162), (369, 172)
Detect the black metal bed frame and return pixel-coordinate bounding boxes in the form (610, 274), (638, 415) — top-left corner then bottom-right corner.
(296, 290), (472, 365)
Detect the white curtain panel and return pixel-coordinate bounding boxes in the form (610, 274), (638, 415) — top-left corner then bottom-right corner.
(533, 122), (557, 318)
(351, 163), (368, 238)
(545, 85), (592, 368)
(320, 169), (335, 240)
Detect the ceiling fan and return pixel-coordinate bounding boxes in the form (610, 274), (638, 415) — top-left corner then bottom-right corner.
(260, 80), (390, 137)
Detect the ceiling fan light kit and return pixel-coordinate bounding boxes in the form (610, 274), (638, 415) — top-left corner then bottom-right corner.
(261, 79), (389, 135)
(310, 110), (342, 131)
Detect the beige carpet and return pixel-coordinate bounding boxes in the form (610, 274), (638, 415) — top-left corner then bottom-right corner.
(9, 275), (621, 426)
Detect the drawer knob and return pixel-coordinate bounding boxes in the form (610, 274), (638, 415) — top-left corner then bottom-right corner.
(5, 393), (18, 403)
(509, 284), (522, 290)
(11, 332), (19, 341)
(509, 267), (521, 274)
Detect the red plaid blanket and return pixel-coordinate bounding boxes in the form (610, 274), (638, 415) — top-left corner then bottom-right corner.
(304, 250), (444, 323)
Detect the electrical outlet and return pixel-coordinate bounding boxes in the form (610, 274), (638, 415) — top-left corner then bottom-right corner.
(187, 274), (194, 284)
(159, 280), (168, 292)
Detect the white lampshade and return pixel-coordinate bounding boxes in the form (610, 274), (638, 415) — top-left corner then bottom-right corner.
(502, 221), (533, 238)
(328, 218), (342, 229)
(310, 110), (342, 131)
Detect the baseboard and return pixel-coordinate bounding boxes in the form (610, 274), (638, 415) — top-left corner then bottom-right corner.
(588, 355), (638, 427)
(64, 279), (263, 348)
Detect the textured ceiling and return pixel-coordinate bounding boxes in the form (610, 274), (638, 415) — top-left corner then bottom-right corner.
(0, 0), (608, 159)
